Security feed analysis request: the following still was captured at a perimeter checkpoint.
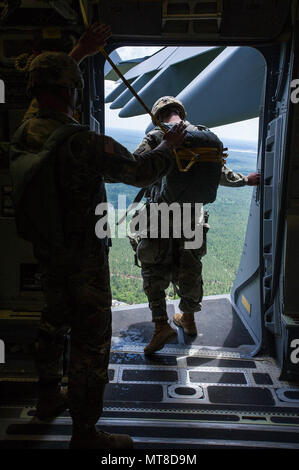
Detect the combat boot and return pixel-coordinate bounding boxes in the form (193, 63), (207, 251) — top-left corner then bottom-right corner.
(173, 312), (197, 336)
(144, 319), (177, 355)
(34, 383), (68, 421)
(69, 425), (133, 449)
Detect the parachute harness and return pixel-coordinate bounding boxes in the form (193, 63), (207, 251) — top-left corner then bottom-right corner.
(78, 0), (228, 171)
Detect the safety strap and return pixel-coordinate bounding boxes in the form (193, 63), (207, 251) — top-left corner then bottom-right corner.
(176, 146), (228, 172)
(116, 146), (227, 224)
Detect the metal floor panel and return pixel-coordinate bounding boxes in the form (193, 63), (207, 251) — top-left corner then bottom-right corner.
(1, 417), (299, 450)
(0, 296), (299, 449)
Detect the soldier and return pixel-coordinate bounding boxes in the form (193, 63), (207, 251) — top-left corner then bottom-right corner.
(133, 96), (260, 355)
(9, 46), (186, 449)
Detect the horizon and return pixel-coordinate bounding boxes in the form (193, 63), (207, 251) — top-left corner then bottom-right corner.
(105, 125), (258, 148)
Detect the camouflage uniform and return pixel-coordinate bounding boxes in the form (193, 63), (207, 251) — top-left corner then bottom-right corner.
(10, 53), (176, 426)
(134, 119), (248, 322)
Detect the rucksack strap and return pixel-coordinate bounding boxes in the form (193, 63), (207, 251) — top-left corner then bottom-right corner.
(117, 186), (147, 226)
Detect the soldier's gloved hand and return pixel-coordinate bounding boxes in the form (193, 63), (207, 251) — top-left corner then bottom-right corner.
(162, 121), (187, 148)
(70, 23), (112, 63)
(78, 23), (112, 56)
(247, 172), (261, 186)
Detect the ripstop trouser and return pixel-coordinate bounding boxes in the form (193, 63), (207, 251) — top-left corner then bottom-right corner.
(139, 226), (208, 321)
(34, 254), (112, 426)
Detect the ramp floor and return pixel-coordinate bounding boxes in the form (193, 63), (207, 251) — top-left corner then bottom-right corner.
(0, 296), (299, 449)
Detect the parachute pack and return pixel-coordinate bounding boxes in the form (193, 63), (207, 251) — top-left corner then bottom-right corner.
(141, 122), (225, 206)
(9, 121), (88, 251)
(124, 123), (224, 265)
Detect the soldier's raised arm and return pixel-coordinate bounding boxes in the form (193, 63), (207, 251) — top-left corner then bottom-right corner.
(70, 122), (186, 188)
(69, 23), (111, 64)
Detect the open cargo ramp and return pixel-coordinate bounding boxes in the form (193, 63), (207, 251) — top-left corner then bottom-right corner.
(0, 295), (299, 449)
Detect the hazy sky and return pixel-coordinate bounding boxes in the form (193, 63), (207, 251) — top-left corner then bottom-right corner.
(105, 47), (259, 142)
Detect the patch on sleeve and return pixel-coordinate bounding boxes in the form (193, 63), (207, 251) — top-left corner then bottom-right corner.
(134, 140), (153, 155)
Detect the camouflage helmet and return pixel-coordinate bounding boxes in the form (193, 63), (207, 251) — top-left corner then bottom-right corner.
(27, 51), (84, 94)
(151, 96), (186, 122)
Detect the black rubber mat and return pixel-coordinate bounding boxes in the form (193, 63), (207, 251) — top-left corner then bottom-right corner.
(103, 383), (163, 402)
(174, 386), (198, 396)
(189, 371), (247, 384)
(110, 351), (177, 366)
(208, 386), (275, 405)
(253, 373), (273, 385)
(186, 357), (256, 368)
(271, 416), (299, 424)
(284, 391), (299, 400)
(122, 369), (178, 382)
